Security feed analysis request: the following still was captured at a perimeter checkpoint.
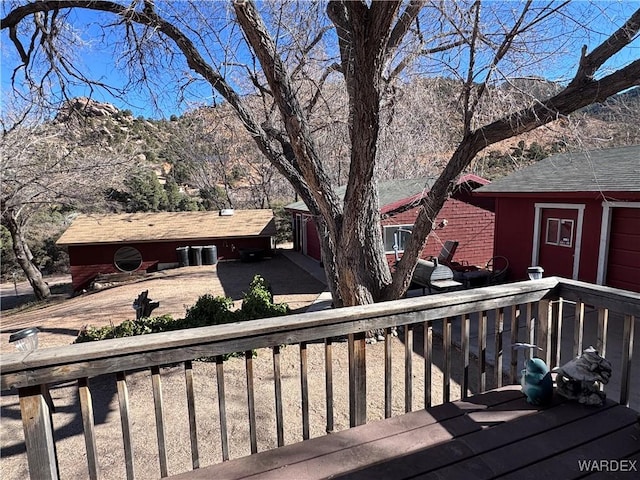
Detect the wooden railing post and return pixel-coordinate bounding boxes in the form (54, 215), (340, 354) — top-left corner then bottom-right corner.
(19, 385), (58, 480)
(348, 332), (367, 427)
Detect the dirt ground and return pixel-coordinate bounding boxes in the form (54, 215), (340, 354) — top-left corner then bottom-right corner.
(1, 253), (490, 479)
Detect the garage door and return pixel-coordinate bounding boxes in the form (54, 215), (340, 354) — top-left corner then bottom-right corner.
(606, 207), (640, 292)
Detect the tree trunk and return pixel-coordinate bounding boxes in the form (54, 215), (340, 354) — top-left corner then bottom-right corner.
(4, 210), (50, 300)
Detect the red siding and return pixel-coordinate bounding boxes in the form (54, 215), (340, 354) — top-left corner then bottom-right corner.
(305, 218), (322, 261)
(382, 199), (495, 268)
(67, 236), (272, 291)
(606, 207), (640, 292)
(493, 196), (608, 283)
(492, 198), (535, 281)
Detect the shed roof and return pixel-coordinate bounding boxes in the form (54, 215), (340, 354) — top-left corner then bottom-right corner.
(56, 210), (276, 246)
(476, 144), (640, 195)
(285, 175), (488, 214)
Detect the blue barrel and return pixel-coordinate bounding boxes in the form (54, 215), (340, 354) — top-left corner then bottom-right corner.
(202, 245), (218, 265)
(176, 246), (190, 267)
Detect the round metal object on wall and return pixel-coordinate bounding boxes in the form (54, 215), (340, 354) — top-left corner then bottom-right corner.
(114, 246), (143, 272)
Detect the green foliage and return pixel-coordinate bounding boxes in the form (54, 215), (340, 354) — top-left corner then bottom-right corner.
(199, 186), (229, 211)
(73, 276), (290, 357)
(161, 177), (182, 211)
(184, 294), (236, 327)
(30, 236), (69, 275)
(271, 202), (293, 244)
(107, 169), (200, 213)
(241, 275), (290, 319)
(75, 314), (178, 343)
(123, 169), (167, 212)
(0, 225), (17, 279)
(473, 140), (564, 180)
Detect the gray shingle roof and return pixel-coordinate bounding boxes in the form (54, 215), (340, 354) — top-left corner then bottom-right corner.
(285, 177), (437, 213)
(476, 145), (640, 194)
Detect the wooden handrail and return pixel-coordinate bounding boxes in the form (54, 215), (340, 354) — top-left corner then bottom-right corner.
(1, 277), (560, 390)
(3, 276), (638, 480)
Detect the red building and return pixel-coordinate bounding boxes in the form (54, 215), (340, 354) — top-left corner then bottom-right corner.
(56, 210), (276, 291)
(286, 175), (495, 269)
(475, 145), (640, 293)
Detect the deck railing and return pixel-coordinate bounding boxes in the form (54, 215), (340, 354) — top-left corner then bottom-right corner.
(1, 277), (638, 479)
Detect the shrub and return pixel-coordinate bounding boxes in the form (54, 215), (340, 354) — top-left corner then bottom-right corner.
(75, 314), (178, 343)
(73, 276), (290, 351)
(241, 275), (290, 320)
(184, 294), (236, 327)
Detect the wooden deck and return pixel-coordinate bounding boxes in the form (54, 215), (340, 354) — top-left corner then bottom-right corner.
(169, 386), (640, 480)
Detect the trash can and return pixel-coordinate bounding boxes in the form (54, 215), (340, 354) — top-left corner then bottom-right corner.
(176, 246), (190, 267)
(190, 246), (203, 266)
(202, 245), (218, 265)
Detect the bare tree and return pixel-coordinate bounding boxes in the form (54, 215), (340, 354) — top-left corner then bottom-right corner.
(2, 1), (638, 306)
(1, 100), (135, 299)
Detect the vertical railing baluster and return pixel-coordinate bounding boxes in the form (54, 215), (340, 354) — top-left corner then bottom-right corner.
(272, 346), (284, 447)
(245, 351), (258, 454)
(494, 308), (504, 388)
(424, 321), (432, 407)
(537, 300), (552, 366)
(553, 299), (564, 368)
(478, 311), (487, 393)
(300, 342), (310, 440)
(461, 314), (470, 398)
(597, 307), (609, 358)
(404, 324), (413, 412)
(573, 301), (585, 357)
(325, 338), (334, 433)
(19, 385), (58, 480)
(116, 371), (135, 480)
(509, 306), (520, 384)
(183, 361), (199, 470)
(443, 318), (451, 403)
(384, 329), (392, 418)
(215, 356), (229, 461)
(348, 332), (367, 427)
(151, 366), (168, 477)
(619, 315), (635, 407)
(78, 378), (100, 480)
(526, 303), (534, 361)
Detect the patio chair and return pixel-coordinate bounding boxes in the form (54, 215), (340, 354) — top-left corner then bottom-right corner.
(485, 255), (509, 285)
(435, 240), (459, 266)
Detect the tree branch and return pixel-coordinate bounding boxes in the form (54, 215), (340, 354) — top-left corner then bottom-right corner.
(233, 0), (342, 224)
(571, 7), (640, 86)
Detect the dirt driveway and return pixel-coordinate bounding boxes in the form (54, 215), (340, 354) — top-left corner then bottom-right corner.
(1, 253), (486, 480)
(1, 253), (325, 354)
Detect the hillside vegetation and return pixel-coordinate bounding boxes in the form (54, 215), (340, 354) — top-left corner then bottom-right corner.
(2, 82), (639, 281)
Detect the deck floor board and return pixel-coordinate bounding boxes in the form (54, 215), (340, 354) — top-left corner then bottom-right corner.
(167, 386), (640, 480)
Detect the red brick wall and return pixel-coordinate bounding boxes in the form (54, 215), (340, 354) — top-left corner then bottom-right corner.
(381, 199), (495, 268)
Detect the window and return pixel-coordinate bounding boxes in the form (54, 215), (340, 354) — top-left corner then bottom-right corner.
(383, 225), (413, 253)
(114, 246), (143, 272)
(545, 218), (574, 247)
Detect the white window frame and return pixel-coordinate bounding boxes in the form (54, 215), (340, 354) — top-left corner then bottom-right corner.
(596, 201), (640, 285)
(383, 224), (413, 254)
(531, 203), (585, 280)
(545, 217), (575, 248)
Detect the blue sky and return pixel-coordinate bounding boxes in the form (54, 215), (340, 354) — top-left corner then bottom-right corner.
(2, 1), (638, 119)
